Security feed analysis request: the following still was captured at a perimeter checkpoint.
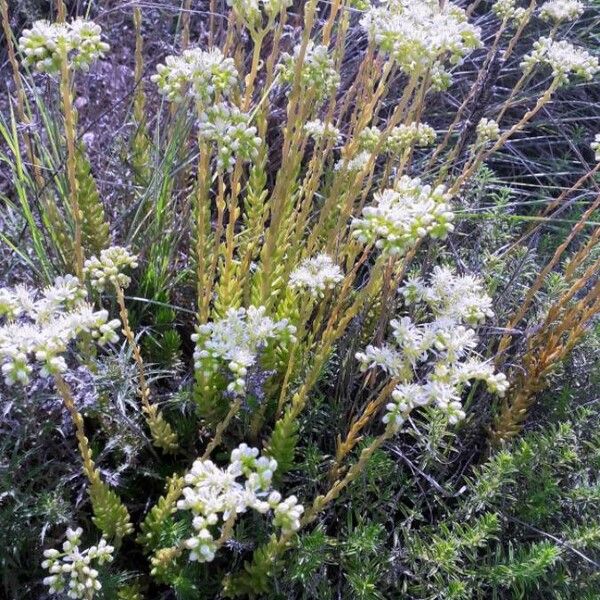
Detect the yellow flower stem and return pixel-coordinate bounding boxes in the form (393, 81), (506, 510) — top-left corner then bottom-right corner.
(54, 373), (102, 487)
(202, 398), (243, 460)
(59, 54), (84, 279)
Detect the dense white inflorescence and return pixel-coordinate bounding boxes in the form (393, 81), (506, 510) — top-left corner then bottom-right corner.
(42, 527), (113, 599)
(539, 0), (585, 23)
(177, 444), (303, 562)
(192, 306), (296, 394)
(476, 118), (501, 145)
(351, 176), (454, 255)
(197, 103), (262, 172)
(336, 150), (373, 173)
(492, 0), (528, 24)
(152, 47), (238, 104)
(83, 246), (139, 292)
(356, 267), (509, 430)
(385, 122), (437, 155)
(361, 0), (482, 77)
(357, 126), (382, 152)
(278, 41), (340, 105)
(290, 254), (344, 298)
(521, 37), (599, 85)
(19, 18), (109, 73)
(304, 119), (342, 144)
(0, 277), (120, 385)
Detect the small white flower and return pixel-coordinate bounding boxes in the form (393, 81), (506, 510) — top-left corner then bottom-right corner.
(335, 150), (373, 173)
(493, 0), (528, 24)
(192, 306), (295, 394)
(386, 122), (436, 155)
(273, 495), (304, 533)
(290, 254), (344, 298)
(177, 445), (303, 563)
(358, 267), (507, 430)
(521, 37), (599, 85)
(0, 279), (118, 386)
(351, 176), (454, 256)
(83, 246), (138, 292)
(475, 118), (500, 145)
(41, 529), (113, 599)
(152, 47), (238, 104)
(197, 103), (261, 172)
(361, 0), (482, 76)
(279, 41), (340, 105)
(304, 119), (342, 144)
(19, 18), (109, 74)
(539, 0), (585, 23)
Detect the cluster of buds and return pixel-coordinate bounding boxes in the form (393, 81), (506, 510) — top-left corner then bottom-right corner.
(430, 61), (454, 92)
(0, 277), (119, 385)
(539, 0), (585, 23)
(19, 18), (109, 74)
(475, 118), (501, 145)
(42, 528), (113, 599)
(289, 254), (344, 298)
(493, 0), (529, 24)
(351, 176), (455, 256)
(592, 133), (600, 162)
(226, 0), (292, 33)
(385, 122), (437, 155)
(357, 267), (509, 431)
(279, 41), (340, 105)
(176, 444), (303, 563)
(521, 37), (599, 85)
(83, 246), (138, 292)
(357, 126), (382, 152)
(361, 0), (482, 76)
(304, 119), (342, 145)
(192, 306), (296, 394)
(197, 103), (261, 172)
(152, 47), (238, 104)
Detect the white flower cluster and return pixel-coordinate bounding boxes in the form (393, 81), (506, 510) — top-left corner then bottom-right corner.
(357, 126), (382, 152)
(0, 277), (120, 385)
(492, 0), (528, 24)
(178, 444), (303, 562)
(356, 267), (509, 430)
(475, 118), (500, 145)
(351, 176), (454, 255)
(386, 122), (437, 154)
(430, 62), (454, 92)
(192, 306), (296, 394)
(290, 254), (344, 298)
(592, 133), (600, 162)
(227, 0), (292, 31)
(361, 0), (481, 76)
(19, 18), (109, 74)
(83, 246), (138, 292)
(521, 37), (599, 85)
(197, 103), (261, 172)
(152, 47), (238, 104)
(42, 527), (113, 599)
(539, 0), (585, 23)
(279, 41), (340, 105)
(336, 150), (372, 173)
(304, 119), (342, 144)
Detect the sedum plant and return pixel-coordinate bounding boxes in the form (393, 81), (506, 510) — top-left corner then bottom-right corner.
(0, 0), (599, 597)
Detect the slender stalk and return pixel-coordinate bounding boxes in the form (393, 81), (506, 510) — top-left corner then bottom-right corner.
(115, 286), (178, 452)
(59, 55), (85, 279)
